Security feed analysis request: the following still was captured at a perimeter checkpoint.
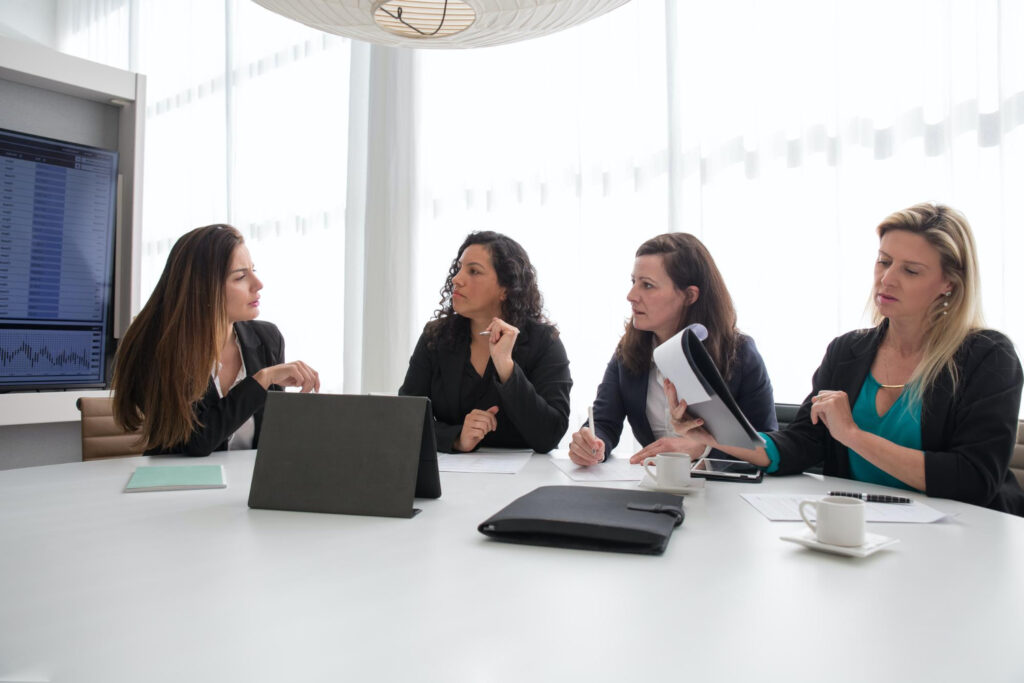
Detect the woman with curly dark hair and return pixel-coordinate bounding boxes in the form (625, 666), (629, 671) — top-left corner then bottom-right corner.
(399, 231), (572, 453)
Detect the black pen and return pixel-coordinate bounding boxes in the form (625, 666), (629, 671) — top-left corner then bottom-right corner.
(828, 490), (912, 504)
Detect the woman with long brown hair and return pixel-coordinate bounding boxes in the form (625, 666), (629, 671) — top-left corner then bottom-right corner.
(112, 224), (318, 456)
(666, 203), (1024, 515)
(567, 232), (776, 465)
(399, 231), (571, 453)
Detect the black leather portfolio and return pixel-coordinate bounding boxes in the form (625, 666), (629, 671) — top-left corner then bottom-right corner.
(478, 486), (685, 555)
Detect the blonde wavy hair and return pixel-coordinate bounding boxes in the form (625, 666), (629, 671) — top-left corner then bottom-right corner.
(871, 202), (984, 402)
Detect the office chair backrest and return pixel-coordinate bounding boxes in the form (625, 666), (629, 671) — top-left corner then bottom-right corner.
(775, 403), (800, 431)
(76, 397), (144, 461)
(1011, 421), (1024, 488)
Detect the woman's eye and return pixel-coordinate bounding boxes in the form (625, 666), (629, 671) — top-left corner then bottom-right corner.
(904, 268), (918, 276)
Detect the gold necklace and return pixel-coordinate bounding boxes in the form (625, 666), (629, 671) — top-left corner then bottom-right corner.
(878, 341), (914, 390)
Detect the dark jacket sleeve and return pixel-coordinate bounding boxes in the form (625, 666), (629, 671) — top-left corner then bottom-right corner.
(731, 335), (778, 432)
(152, 321), (284, 457)
(922, 331), (1024, 511)
(494, 329), (572, 453)
(398, 332), (463, 453)
(764, 335), (847, 475)
(590, 353), (629, 457)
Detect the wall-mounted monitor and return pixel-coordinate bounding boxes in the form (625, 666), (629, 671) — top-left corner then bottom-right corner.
(0, 128), (118, 389)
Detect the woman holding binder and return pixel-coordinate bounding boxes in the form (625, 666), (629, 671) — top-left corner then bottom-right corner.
(112, 224), (319, 456)
(399, 231), (572, 453)
(665, 203), (1024, 515)
(567, 232), (777, 466)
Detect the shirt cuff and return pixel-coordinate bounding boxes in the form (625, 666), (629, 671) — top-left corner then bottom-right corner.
(760, 432), (781, 473)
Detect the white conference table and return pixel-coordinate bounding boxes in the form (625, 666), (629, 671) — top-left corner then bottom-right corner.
(1, 450), (1023, 683)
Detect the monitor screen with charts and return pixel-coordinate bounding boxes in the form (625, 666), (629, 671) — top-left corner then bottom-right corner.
(0, 128), (118, 390)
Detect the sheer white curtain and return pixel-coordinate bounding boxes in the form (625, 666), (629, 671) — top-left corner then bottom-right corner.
(48, 0), (1024, 428)
(666, 0), (1024, 406)
(412, 0), (1024, 437)
(55, 0), (352, 392)
(413, 0), (671, 443)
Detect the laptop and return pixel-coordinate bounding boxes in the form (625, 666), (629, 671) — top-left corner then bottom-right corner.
(248, 393), (441, 519)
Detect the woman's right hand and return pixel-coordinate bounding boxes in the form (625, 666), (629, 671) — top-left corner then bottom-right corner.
(254, 361), (320, 393)
(454, 406), (500, 451)
(664, 379), (716, 447)
(568, 427), (605, 466)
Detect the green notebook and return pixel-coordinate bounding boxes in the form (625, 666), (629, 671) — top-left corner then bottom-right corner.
(124, 465), (227, 492)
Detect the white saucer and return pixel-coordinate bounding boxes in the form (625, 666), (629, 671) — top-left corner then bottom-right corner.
(638, 475), (705, 495)
(780, 530), (899, 558)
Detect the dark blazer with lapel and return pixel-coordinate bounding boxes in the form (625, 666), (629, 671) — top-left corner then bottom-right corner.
(399, 318), (572, 453)
(148, 320), (284, 457)
(768, 321), (1024, 515)
(591, 334), (777, 455)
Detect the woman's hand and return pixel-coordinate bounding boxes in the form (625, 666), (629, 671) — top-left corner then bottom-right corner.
(810, 390), (858, 445)
(454, 406), (500, 452)
(253, 361), (320, 393)
(485, 317), (519, 383)
(628, 436), (706, 464)
(664, 379), (718, 448)
(568, 427), (605, 466)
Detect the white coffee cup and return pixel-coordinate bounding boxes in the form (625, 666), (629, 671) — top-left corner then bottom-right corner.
(641, 452), (692, 489)
(798, 496), (866, 547)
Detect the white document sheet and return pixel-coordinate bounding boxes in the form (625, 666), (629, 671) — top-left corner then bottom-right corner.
(436, 448), (533, 474)
(652, 327), (712, 404)
(740, 493), (948, 523)
(549, 457), (645, 482)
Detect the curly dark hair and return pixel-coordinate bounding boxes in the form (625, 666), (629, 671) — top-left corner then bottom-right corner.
(424, 231), (554, 349)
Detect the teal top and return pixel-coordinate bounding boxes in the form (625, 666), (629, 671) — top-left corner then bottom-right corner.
(762, 374), (921, 491)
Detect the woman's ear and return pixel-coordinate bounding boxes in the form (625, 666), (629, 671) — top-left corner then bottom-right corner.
(684, 285), (700, 305)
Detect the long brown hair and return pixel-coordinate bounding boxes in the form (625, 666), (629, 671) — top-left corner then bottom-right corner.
(112, 224), (243, 450)
(617, 233), (740, 378)
(871, 202), (984, 401)
(425, 231), (554, 349)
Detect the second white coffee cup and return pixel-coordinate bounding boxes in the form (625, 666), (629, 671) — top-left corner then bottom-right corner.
(798, 495), (866, 547)
(641, 452), (692, 489)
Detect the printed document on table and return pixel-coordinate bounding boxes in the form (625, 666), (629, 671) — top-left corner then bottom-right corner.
(437, 448), (533, 474)
(549, 457), (645, 482)
(740, 493), (948, 523)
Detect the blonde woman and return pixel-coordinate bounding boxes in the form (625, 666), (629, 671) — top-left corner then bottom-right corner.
(667, 203), (1024, 515)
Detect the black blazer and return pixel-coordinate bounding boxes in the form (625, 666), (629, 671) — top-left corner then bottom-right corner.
(148, 320), (285, 457)
(399, 319), (572, 453)
(769, 321), (1024, 515)
(591, 334), (777, 455)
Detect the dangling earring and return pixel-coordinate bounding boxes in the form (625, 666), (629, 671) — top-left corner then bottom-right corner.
(941, 290), (951, 315)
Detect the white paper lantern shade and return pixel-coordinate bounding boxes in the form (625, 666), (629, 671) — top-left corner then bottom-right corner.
(252, 0), (632, 49)
(374, 0), (476, 39)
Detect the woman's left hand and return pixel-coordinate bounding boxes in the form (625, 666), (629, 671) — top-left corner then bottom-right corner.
(810, 390), (858, 444)
(486, 317), (519, 382)
(629, 436), (707, 465)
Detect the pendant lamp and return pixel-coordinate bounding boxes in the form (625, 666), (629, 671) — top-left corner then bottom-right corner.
(252, 0), (632, 49)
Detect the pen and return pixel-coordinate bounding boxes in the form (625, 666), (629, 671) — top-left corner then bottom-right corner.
(828, 491), (912, 504)
(587, 404), (596, 454)
(478, 330), (491, 335)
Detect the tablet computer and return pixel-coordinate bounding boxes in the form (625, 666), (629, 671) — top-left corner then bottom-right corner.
(690, 457), (763, 483)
